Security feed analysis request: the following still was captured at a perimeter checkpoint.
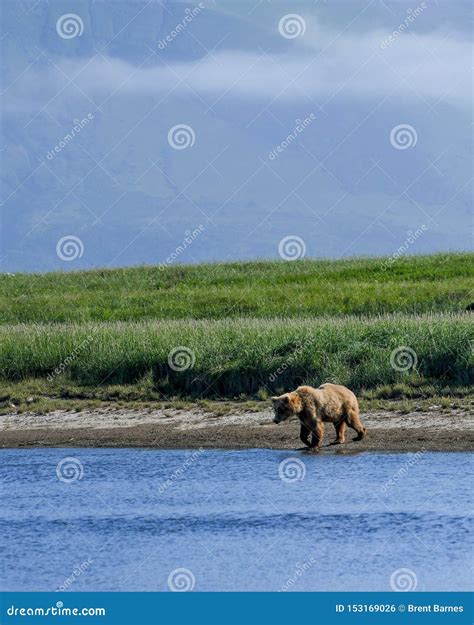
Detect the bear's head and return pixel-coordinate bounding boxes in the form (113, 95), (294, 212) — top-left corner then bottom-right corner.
(271, 392), (301, 424)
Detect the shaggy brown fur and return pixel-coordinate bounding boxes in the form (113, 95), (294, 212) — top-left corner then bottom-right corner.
(271, 383), (367, 449)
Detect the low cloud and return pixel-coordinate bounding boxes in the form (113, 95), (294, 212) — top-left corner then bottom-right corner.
(4, 19), (470, 111)
(71, 24), (471, 107)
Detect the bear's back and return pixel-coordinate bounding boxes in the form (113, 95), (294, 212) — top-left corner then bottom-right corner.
(296, 383), (357, 408)
(318, 382), (358, 407)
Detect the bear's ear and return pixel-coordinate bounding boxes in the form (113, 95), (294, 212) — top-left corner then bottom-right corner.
(271, 395), (289, 405)
(288, 393), (301, 411)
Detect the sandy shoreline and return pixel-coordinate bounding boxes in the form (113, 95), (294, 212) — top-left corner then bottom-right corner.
(1, 406), (473, 452)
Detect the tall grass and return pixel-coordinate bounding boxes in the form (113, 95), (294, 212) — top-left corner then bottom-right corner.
(1, 314), (471, 397)
(1, 253), (472, 323)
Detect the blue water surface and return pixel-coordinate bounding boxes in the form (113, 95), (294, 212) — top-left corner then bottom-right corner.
(1, 449), (472, 592)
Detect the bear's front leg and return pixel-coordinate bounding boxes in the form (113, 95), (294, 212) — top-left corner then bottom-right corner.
(308, 421), (325, 450)
(299, 423), (311, 447)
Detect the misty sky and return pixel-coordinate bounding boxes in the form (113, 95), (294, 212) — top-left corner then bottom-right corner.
(1, 0), (472, 272)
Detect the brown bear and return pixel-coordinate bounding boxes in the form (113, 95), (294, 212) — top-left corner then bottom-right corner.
(271, 383), (367, 449)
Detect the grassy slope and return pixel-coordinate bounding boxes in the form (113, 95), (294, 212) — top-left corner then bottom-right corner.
(1, 253), (473, 407)
(1, 253), (473, 323)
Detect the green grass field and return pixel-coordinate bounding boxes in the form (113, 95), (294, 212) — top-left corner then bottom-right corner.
(1, 253), (472, 323)
(1, 254), (473, 407)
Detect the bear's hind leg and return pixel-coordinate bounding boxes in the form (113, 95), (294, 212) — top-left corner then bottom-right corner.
(331, 419), (346, 445)
(345, 407), (367, 441)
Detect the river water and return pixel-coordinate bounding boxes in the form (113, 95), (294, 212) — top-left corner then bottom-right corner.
(1, 448), (472, 591)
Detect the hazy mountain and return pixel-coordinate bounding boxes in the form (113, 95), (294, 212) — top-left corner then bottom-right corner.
(1, 0), (472, 272)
